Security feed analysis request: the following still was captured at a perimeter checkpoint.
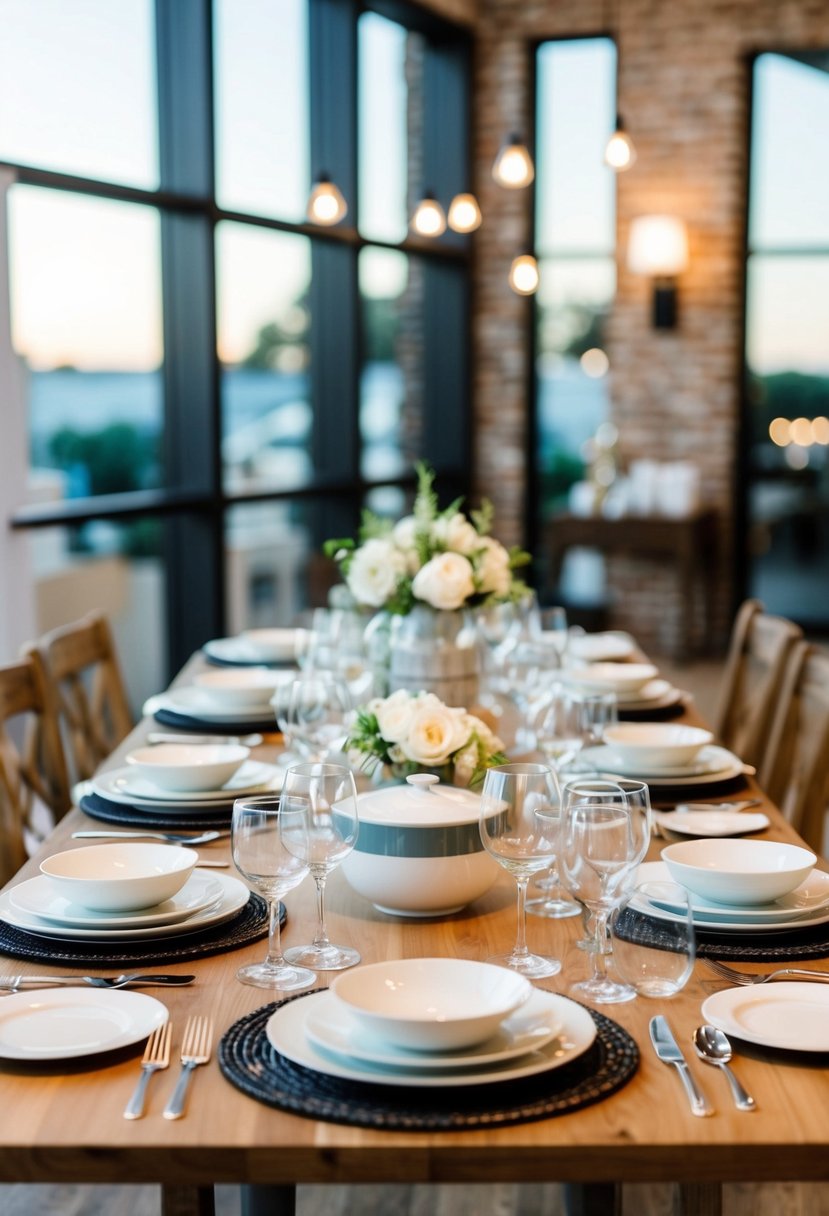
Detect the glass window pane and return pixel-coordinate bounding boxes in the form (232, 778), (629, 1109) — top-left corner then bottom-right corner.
(214, 0), (309, 223)
(0, 0), (157, 188)
(746, 255), (829, 377)
(8, 186), (164, 500)
(216, 222), (312, 493)
(358, 13), (411, 244)
(535, 39), (616, 255)
(750, 54), (829, 250)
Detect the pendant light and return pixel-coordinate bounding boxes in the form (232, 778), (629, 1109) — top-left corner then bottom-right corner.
(603, 0), (636, 171)
(411, 192), (447, 238)
(447, 192), (482, 234)
(508, 254), (540, 296)
(492, 134), (535, 189)
(307, 174), (348, 226)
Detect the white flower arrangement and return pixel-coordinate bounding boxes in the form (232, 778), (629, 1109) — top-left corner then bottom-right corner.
(325, 463), (530, 614)
(345, 689), (507, 788)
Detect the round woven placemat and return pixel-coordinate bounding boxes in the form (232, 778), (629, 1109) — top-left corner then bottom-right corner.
(153, 707), (278, 734)
(0, 894), (271, 967)
(218, 992), (639, 1130)
(79, 791), (232, 831)
(614, 904), (829, 963)
(618, 701), (685, 722)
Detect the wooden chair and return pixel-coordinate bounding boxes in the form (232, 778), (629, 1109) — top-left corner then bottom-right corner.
(712, 599), (802, 769)
(28, 612), (133, 784)
(759, 641), (829, 855)
(0, 652), (72, 886)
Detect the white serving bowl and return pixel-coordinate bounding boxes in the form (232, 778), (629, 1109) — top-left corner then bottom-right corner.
(125, 743), (249, 792)
(192, 667), (295, 709)
(603, 722), (713, 769)
(40, 843), (198, 912)
(331, 958), (532, 1051)
(563, 662), (659, 695)
(241, 627), (306, 663)
(339, 775), (499, 917)
(661, 838), (816, 906)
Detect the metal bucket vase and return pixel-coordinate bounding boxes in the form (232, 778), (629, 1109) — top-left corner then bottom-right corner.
(388, 606), (480, 708)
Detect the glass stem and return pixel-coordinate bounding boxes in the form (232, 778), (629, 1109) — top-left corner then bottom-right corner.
(312, 874), (331, 949)
(512, 876), (530, 960)
(591, 908), (611, 981)
(265, 895), (284, 967)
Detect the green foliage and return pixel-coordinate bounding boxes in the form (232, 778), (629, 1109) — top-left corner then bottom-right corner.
(470, 498), (494, 536)
(49, 423), (159, 496)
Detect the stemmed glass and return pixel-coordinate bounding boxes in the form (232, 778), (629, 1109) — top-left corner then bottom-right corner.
(279, 761), (360, 971)
(478, 762), (562, 979)
(230, 795), (316, 991)
(273, 674), (352, 761)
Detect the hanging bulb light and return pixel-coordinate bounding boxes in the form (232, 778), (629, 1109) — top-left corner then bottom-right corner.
(492, 133), (535, 189)
(604, 114), (637, 171)
(411, 192), (447, 237)
(508, 254), (540, 296)
(447, 192), (482, 234)
(307, 174), (348, 225)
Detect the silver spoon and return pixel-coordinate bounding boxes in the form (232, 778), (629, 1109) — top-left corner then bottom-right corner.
(693, 1024), (756, 1111)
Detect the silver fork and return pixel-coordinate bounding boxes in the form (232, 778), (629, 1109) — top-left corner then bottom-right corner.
(163, 1015), (214, 1120)
(123, 1021), (172, 1120)
(72, 830), (229, 845)
(705, 958), (829, 985)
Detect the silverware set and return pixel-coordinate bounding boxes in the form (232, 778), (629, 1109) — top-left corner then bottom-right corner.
(649, 1014), (757, 1115)
(123, 1015), (214, 1121)
(0, 973), (195, 992)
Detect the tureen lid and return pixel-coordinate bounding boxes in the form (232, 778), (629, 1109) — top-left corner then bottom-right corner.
(354, 774), (481, 828)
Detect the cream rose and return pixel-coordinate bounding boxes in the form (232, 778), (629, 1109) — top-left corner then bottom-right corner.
(346, 537), (407, 607)
(400, 703), (471, 766)
(432, 512), (480, 555)
(411, 551), (475, 610)
(474, 536), (512, 597)
(375, 688), (418, 743)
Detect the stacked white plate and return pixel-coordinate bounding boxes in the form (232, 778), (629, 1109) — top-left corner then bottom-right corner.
(582, 743), (746, 786)
(264, 988), (597, 1088)
(89, 759), (285, 811)
(566, 632), (636, 663)
(144, 682), (294, 725)
(203, 629), (306, 666)
(0, 870), (249, 942)
(631, 860), (829, 933)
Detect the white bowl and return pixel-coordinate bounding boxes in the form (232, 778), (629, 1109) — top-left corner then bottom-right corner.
(192, 667), (295, 709)
(340, 775), (499, 917)
(563, 662), (659, 694)
(40, 843), (198, 912)
(125, 743), (249, 792)
(241, 628), (306, 662)
(331, 958), (532, 1051)
(661, 838), (817, 906)
(603, 723), (713, 768)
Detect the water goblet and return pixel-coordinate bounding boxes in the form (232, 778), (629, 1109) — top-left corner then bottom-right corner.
(230, 795), (316, 991)
(279, 761), (360, 971)
(277, 673), (352, 761)
(478, 762), (562, 979)
(610, 881), (696, 998)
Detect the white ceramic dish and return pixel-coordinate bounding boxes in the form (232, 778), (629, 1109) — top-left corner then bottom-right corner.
(305, 987), (563, 1071)
(611, 679), (682, 708)
(241, 628), (306, 662)
(639, 866), (829, 921)
(192, 667), (295, 710)
(567, 632), (635, 663)
(9, 871), (222, 929)
(266, 989), (597, 1088)
(661, 838), (816, 905)
(0, 989), (168, 1061)
(93, 760), (283, 807)
(331, 958), (531, 1051)
(40, 843), (198, 912)
(144, 689), (275, 724)
(653, 810), (770, 838)
(563, 662), (659, 695)
(582, 743), (744, 786)
(701, 983), (829, 1053)
(603, 723), (713, 769)
(0, 871), (249, 941)
(126, 743), (249, 793)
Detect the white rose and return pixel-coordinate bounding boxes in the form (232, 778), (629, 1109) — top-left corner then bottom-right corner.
(451, 740), (480, 787)
(391, 515), (424, 575)
(346, 538), (407, 607)
(475, 537), (512, 597)
(433, 512), (480, 555)
(411, 552), (475, 610)
(375, 689), (417, 743)
(464, 713), (504, 756)
(400, 704), (471, 767)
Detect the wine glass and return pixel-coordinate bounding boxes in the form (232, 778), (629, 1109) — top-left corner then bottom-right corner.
(478, 762), (562, 979)
(230, 795), (316, 991)
(279, 761), (360, 971)
(275, 674), (352, 761)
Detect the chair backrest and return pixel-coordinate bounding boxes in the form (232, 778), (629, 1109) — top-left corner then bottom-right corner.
(759, 641), (829, 855)
(713, 599), (802, 768)
(0, 652), (72, 886)
(30, 612), (133, 784)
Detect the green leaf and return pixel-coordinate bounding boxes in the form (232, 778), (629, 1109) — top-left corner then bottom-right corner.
(470, 498), (494, 536)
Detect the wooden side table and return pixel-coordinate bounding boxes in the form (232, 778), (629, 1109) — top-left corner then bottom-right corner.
(543, 509), (718, 660)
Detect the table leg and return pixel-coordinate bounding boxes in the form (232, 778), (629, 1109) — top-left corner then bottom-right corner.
(241, 1184), (297, 1216)
(675, 1182), (722, 1216)
(161, 1184), (215, 1216)
(564, 1182), (621, 1215)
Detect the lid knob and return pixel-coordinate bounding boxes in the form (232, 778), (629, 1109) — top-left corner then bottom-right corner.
(406, 773), (440, 794)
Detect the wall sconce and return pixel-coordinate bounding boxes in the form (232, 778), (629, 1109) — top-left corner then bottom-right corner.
(492, 134), (535, 189)
(627, 215), (688, 328)
(508, 254), (540, 296)
(447, 192), (482, 233)
(411, 192), (447, 237)
(307, 174), (348, 226)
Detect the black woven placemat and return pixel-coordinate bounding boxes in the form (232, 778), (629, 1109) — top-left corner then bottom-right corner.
(218, 991), (639, 1130)
(0, 894), (272, 967)
(614, 904), (829, 963)
(153, 707), (277, 734)
(618, 700), (685, 722)
(79, 791), (232, 830)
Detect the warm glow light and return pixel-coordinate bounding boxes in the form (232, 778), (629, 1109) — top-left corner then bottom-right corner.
(581, 347), (609, 378)
(492, 134), (535, 189)
(769, 417), (791, 446)
(604, 118), (637, 171)
(812, 416), (829, 444)
(790, 416), (813, 446)
(628, 216), (689, 277)
(508, 254), (539, 296)
(307, 176), (348, 225)
(447, 193), (482, 234)
(411, 195), (447, 237)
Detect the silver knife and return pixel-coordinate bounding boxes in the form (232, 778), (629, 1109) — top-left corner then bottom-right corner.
(649, 1015), (713, 1117)
(146, 732), (264, 747)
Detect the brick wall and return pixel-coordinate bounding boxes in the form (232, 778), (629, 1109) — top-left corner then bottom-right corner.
(470, 0), (829, 654)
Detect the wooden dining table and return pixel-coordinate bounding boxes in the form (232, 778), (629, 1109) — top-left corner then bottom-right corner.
(1, 661), (828, 1216)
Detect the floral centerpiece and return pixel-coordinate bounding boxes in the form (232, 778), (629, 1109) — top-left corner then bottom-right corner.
(346, 689), (507, 788)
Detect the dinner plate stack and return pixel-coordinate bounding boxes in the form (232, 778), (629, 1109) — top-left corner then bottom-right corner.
(582, 743), (747, 788)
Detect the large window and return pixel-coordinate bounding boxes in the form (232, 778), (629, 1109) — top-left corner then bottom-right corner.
(1, 0), (473, 688)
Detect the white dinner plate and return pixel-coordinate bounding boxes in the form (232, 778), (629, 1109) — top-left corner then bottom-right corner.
(0, 871), (249, 941)
(583, 744), (744, 786)
(0, 989), (168, 1061)
(653, 810), (770, 838)
(9, 871), (223, 929)
(305, 988), (564, 1071)
(144, 688), (277, 724)
(567, 633), (636, 663)
(615, 680), (685, 710)
(92, 760), (283, 806)
(203, 637), (299, 666)
(266, 990), (596, 1088)
(701, 983), (829, 1053)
